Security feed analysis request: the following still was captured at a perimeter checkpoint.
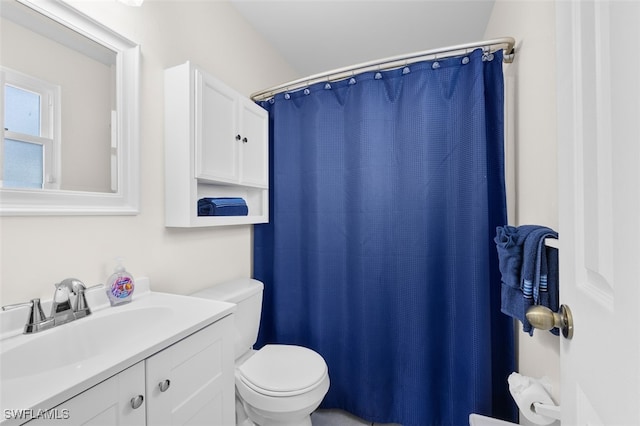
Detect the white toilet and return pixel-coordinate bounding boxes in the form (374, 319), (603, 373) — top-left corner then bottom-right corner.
(192, 278), (330, 426)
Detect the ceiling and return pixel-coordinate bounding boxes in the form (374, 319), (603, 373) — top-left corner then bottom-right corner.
(230, 0), (496, 78)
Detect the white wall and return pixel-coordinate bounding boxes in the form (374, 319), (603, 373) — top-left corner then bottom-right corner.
(484, 0), (561, 423)
(0, 1), (297, 305)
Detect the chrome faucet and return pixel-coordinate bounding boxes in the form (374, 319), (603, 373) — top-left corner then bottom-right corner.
(2, 278), (102, 334)
(51, 278), (85, 325)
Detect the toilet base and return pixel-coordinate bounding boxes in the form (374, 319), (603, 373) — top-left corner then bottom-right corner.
(235, 388), (320, 426)
(241, 398), (314, 426)
(236, 397), (254, 426)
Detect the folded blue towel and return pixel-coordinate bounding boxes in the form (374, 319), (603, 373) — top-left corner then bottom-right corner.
(198, 197), (248, 216)
(494, 225), (558, 335)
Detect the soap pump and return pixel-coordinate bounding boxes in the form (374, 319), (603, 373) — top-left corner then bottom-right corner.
(106, 258), (135, 306)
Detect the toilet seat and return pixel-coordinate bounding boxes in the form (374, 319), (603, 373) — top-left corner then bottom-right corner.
(237, 344), (328, 397)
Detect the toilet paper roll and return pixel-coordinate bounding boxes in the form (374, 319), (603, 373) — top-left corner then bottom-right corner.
(508, 373), (556, 425)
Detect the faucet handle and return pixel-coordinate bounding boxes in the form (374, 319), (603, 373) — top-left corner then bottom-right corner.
(24, 299), (53, 333)
(74, 283), (104, 319)
(2, 300), (35, 311)
(2, 299), (54, 334)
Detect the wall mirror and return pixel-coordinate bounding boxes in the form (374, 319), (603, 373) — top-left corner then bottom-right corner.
(0, 0), (140, 215)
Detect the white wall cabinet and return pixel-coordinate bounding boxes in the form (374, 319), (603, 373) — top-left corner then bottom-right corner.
(165, 61), (269, 227)
(195, 69), (268, 188)
(28, 318), (234, 426)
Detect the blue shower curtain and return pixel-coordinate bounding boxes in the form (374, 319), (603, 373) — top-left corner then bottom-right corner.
(254, 49), (515, 426)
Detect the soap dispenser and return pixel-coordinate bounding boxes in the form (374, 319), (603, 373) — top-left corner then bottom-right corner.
(106, 258), (135, 306)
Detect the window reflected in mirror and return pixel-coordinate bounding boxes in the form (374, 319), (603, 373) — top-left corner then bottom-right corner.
(1, 0), (117, 193)
(3, 73), (56, 189)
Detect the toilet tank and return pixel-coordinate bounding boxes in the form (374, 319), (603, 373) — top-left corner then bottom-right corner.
(191, 278), (264, 359)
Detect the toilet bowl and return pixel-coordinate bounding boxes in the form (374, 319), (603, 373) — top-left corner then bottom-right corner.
(236, 345), (330, 426)
(192, 279), (330, 426)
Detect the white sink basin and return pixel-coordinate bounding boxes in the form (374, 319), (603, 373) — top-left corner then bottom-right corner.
(0, 278), (235, 425)
(0, 306), (171, 380)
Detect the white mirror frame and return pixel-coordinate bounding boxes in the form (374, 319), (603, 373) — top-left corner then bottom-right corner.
(0, 0), (140, 216)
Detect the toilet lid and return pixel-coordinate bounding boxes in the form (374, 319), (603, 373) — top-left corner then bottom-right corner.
(238, 345), (327, 396)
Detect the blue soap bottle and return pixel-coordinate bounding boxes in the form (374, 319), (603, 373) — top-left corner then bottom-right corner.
(106, 258), (135, 306)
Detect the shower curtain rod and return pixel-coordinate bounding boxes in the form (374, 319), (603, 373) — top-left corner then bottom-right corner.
(251, 36), (515, 101)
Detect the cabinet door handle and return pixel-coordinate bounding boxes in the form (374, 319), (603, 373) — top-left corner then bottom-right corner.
(130, 395), (144, 409)
(242, 137), (248, 143)
(235, 134), (241, 141)
(158, 379), (171, 392)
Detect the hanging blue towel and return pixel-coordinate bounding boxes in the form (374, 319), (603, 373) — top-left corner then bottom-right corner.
(198, 197), (248, 216)
(540, 245), (559, 335)
(494, 225), (559, 335)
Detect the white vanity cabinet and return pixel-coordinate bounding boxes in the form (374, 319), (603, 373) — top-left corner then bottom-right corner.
(26, 317), (234, 426)
(145, 316), (235, 425)
(28, 363), (146, 426)
(165, 61), (269, 227)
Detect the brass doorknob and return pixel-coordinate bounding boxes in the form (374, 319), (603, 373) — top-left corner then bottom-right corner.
(526, 304), (574, 339)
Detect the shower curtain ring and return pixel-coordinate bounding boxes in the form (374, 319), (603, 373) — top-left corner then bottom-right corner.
(374, 64), (383, 80)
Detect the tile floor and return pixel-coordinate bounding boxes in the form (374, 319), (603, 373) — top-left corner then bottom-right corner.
(311, 409), (402, 426)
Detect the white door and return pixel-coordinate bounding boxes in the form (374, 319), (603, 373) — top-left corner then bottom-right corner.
(556, 1), (640, 424)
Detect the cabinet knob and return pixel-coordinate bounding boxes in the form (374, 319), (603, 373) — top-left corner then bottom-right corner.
(158, 379), (171, 392)
(235, 134), (241, 141)
(242, 137), (248, 143)
(130, 395), (144, 409)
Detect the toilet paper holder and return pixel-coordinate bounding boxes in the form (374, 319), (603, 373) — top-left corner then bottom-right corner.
(508, 372), (561, 425)
(532, 402), (561, 421)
